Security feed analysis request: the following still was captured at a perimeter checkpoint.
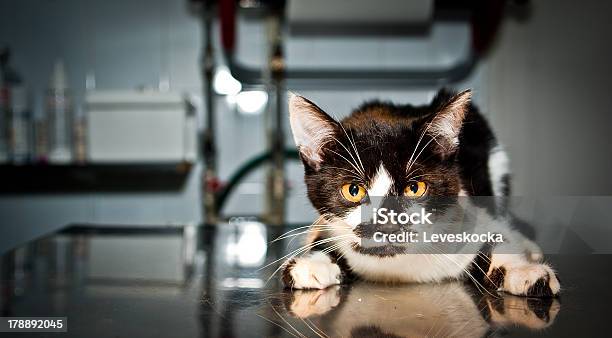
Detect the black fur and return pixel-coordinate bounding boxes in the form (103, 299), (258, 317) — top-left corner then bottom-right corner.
(299, 89), (502, 227)
(288, 88), (510, 288)
(485, 266), (506, 290)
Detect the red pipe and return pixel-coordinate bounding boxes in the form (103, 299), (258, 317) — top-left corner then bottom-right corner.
(219, 0), (236, 52)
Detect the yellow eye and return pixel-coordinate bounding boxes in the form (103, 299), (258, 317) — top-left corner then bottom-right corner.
(404, 181), (428, 198)
(341, 183), (367, 203)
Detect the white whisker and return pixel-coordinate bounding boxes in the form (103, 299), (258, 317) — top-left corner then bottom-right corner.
(339, 123), (365, 174)
(327, 149), (366, 180)
(330, 135), (364, 178)
(406, 120), (434, 175)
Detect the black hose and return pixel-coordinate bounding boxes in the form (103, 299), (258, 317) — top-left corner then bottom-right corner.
(215, 149), (300, 214)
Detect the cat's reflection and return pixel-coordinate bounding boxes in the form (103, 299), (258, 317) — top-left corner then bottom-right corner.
(273, 282), (559, 338)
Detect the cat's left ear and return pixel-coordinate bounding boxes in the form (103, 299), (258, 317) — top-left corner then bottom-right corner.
(425, 89), (472, 157)
(289, 94), (338, 170)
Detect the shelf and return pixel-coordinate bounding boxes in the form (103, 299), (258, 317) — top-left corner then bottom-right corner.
(0, 162), (194, 193)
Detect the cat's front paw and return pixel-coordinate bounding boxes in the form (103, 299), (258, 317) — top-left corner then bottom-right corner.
(285, 286), (341, 318)
(282, 252), (342, 289)
(490, 263), (560, 297)
(486, 294), (561, 329)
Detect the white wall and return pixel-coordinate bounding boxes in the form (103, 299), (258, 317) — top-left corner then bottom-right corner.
(484, 0), (612, 196)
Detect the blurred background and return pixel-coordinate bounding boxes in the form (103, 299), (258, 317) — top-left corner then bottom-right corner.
(1, 0), (611, 250)
(1, 1), (612, 336)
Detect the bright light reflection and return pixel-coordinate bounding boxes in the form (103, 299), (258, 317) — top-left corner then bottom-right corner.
(213, 66), (242, 95)
(236, 90), (268, 115)
(225, 222), (267, 267)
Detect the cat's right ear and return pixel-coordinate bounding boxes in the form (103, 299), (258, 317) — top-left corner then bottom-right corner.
(289, 94), (337, 171)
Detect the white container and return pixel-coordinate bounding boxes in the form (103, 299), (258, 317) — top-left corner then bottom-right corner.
(85, 90), (197, 163)
(9, 86), (32, 164)
(47, 60), (73, 163)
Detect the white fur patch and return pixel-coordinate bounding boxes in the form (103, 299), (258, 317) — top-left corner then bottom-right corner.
(345, 206), (362, 229)
(289, 251), (342, 289)
(503, 263), (560, 295)
(341, 242), (475, 283)
(488, 145), (510, 197)
(368, 164), (393, 197)
(341, 165), (393, 229)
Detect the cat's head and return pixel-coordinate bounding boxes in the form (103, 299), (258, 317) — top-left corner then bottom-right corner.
(288, 89), (472, 256)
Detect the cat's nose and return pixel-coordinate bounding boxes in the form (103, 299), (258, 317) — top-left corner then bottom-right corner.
(378, 222), (402, 235)
(375, 196), (407, 234)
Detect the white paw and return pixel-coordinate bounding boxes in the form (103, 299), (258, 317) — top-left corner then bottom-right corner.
(286, 252), (342, 289)
(487, 295), (561, 329)
(289, 286), (341, 317)
(503, 263), (560, 297)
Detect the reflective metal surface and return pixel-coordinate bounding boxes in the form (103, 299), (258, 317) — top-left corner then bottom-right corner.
(0, 223), (608, 337)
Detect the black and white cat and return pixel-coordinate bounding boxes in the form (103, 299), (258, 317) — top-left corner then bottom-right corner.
(283, 282), (560, 337)
(282, 89), (560, 297)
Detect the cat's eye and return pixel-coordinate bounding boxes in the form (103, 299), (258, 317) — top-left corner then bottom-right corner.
(341, 183), (367, 203)
(404, 181), (428, 198)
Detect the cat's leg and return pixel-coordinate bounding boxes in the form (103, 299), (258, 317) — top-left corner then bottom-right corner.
(282, 251), (342, 289)
(484, 253), (560, 297)
(469, 217), (559, 296)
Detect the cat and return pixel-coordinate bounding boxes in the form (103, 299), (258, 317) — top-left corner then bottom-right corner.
(281, 88), (560, 297)
(279, 282), (560, 337)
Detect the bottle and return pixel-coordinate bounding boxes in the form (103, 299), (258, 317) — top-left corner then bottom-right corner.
(33, 112), (48, 164)
(72, 106), (86, 164)
(47, 60), (72, 163)
(0, 49), (32, 164)
(10, 86), (32, 164)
